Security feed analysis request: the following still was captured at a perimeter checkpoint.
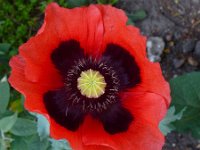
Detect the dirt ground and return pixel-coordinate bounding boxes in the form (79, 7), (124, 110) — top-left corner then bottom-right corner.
(116, 0), (200, 149)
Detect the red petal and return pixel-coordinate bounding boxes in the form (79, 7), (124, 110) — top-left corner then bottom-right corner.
(9, 2), (105, 117)
(44, 3), (104, 56)
(49, 117), (84, 150)
(17, 2), (104, 84)
(9, 56), (83, 149)
(83, 145), (113, 150)
(9, 3), (170, 150)
(97, 5), (147, 57)
(81, 93), (166, 150)
(82, 116), (118, 149)
(9, 5), (105, 150)
(97, 5), (170, 106)
(136, 62), (171, 106)
(80, 5), (169, 150)
(9, 56), (48, 114)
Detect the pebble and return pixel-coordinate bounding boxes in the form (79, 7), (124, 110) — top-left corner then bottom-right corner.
(182, 39), (196, 53)
(173, 58), (185, 68)
(192, 0), (200, 4)
(165, 33), (173, 42)
(174, 30), (182, 40)
(187, 56), (199, 66)
(172, 143), (176, 147)
(168, 41), (174, 47)
(197, 143), (200, 149)
(194, 41), (200, 60)
(147, 37), (165, 62)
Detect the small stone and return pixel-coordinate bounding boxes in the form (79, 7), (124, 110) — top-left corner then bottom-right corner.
(175, 41), (184, 53)
(192, 0), (200, 4)
(182, 39), (196, 53)
(173, 74), (178, 78)
(194, 41), (200, 60)
(172, 143), (176, 147)
(165, 33), (173, 42)
(174, 30), (182, 40)
(147, 37), (165, 62)
(168, 41), (174, 47)
(164, 48), (170, 53)
(173, 58), (185, 68)
(197, 144), (200, 149)
(188, 56), (199, 66)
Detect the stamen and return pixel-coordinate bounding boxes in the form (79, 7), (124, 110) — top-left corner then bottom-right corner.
(64, 58), (120, 113)
(77, 69), (107, 98)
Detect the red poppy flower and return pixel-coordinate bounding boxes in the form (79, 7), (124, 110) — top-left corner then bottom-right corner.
(9, 3), (171, 150)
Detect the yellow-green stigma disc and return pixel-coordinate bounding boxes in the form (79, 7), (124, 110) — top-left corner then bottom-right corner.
(77, 69), (107, 98)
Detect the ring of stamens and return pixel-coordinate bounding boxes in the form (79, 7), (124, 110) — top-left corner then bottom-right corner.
(64, 58), (120, 112)
(77, 69), (107, 98)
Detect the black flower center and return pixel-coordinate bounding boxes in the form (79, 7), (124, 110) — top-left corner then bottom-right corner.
(43, 40), (140, 134)
(63, 57), (120, 113)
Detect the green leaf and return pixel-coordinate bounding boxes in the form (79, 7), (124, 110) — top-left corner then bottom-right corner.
(0, 55), (9, 64)
(159, 106), (186, 135)
(0, 76), (10, 114)
(36, 114), (50, 140)
(0, 111), (13, 120)
(11, 134), (49, 150)
(0, 43), (11, 55)
(127, 18), (135, 25)
(10, 136), (28, 150)
(67, 0), (92, 8)
(170, 72), (200, 138)
(127, 10), (147, 22)
(97, 0), (118, 5)
(0, 138), (6, 150)
(0, 134), (6, 150)
(10, 99), (24, 113)
(49, 139), (71, 150)
(10, 118), (37, 136)
(0, 113), (17, 132)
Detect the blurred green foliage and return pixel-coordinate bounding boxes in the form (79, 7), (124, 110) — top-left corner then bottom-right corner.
(169, 72), (200, 138)
(97, 0), (118, 5)
(66, 0), (95, 8)
(0, 0), (67, 78)
(159, 106), (186, 135)
(159, 72), (200, 138)
(0, 0), (67, 47)
(0, 0), (38, 47)
(0, 76), (71, 149)
(0, 77), (10, 114)
(127, 10), (147, 22)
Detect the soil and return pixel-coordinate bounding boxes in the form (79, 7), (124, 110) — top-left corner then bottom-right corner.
(116, 0), (200, 149)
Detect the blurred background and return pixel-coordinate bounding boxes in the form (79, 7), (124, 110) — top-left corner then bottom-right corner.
(0, 0), (200, 150)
